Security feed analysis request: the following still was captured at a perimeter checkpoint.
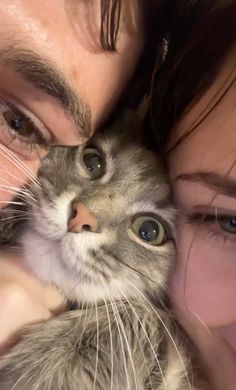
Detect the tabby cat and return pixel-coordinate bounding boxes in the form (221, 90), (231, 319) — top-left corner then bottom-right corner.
(0, 116), (202, 389)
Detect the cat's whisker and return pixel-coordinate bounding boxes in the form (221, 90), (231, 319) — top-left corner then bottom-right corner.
(0, 188), (37, 206)
(0, 183), (38, 196)
(0, 200), (26, 205)
(61, 297), (86, 343)
(113, 280), (166, 390)
(0, 217), (28, 227)
(109, 295), (139, 390)
(95, 259), (114, 390)
(101, 292), (114, 390)
(124, 277), (192, 390)
(0, 143), (41, 185)
(108, 302), (131, 390)
(66, 269), (93, 299)
(117, 299), (154, 390)
(98, 274), (131, 390)
(0, 183), (35, 195)
(99, 274), (137, 390)
(17, 191), (38, 205)
(62, 300), (88, 344)
(0, 208), (28, 213)
(19, 199), (40, 210)
(109, 251), (157, 285)
(70, 299), (84, 340)
(99, 265), (155, 390)
(96, 256), (160, 389)
(187, 307), (212, 336)
(0, 213), (30, 232)
(92, 279), (100, 390)
(0, 168), (37, 186)
(95, 262), (115, 388)
(10, 367), (31, 390)
(76, 297), (94, 353)
(0, 212), (28, 221)
(0, 144), (41, 188)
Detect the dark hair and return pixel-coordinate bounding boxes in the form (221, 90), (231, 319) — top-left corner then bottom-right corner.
(100, 0), (121, 51)
(100, 0), (168, 119)
(148, 0), (236, 151)
(100, 1), (236, 151)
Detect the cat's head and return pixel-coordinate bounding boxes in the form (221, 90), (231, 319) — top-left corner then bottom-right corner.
(22, 128), (176, 305)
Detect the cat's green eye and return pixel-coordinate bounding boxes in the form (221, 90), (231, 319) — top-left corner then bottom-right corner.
(82, 147), (105, 179)
(132, 216), (167, 246)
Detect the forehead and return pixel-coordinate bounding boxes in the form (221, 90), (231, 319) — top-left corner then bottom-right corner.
(167, 52), (236, 213)
(168, 58), (236, 182)
(0, 1), (144, 130)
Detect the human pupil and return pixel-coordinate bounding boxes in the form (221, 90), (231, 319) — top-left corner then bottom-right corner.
(10, 116), (23, 131)
(84, 154), (101, 172)
(138, 220), (159, 242)
(229, 217), (236, 227)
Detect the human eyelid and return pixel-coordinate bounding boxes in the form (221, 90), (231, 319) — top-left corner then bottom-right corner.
(0, 99), (52, 160)
(187, 207), (236, 244)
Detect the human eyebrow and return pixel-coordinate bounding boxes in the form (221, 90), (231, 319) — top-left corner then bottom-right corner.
(0, 45), (92, 139)
(176, 171), (236, 198)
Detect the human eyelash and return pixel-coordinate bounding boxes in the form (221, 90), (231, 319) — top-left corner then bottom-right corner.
(187, 211), (236, 244)
(0, 100), (50, 159)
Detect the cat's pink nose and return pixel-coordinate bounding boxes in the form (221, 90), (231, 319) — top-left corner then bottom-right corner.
(68, 202), (98, 233)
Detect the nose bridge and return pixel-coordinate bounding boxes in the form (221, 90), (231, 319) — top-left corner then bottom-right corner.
(81, 184), (114, 209)
(93, 185), (117, 210)
(74, 182), (128, 225)
(91, 184), (127, 221)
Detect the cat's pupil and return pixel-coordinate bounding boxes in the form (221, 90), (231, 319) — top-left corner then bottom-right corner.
(84, 153), (101, 173)
(138, 220), (159, 242)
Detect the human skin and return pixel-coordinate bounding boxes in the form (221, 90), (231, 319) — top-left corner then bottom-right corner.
(0, 0), (144, 347)
(0, 0), (144, 205)
(168, 48), (236, 389)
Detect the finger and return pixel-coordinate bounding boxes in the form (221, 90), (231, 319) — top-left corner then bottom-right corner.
(0, 282), (51, 352)
(0, 254), (66, 313)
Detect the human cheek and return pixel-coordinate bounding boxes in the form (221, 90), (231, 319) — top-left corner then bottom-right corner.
(0, 151), (39, 207)
(170, 218), (236, 328)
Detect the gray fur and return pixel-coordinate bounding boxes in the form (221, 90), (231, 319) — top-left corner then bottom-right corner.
(0, 127), (204, 389)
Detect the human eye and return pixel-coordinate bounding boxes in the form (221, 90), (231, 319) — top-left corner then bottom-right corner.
(187, 208), (236, 244)
(0, 99), (52, 160)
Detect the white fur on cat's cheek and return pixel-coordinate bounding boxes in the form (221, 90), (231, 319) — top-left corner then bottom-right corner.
(30, 191), (76, 239)
(21, 229), (147, 304)
(22, 227), (115, 294)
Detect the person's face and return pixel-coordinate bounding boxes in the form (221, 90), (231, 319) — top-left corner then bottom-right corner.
(0, 0), (144, 206)
(168, 49), (236, 373)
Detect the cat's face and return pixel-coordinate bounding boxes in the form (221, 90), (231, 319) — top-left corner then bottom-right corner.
(22, 131), (176, 304)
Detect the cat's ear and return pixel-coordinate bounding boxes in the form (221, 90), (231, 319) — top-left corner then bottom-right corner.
(103, 95), (149, 145)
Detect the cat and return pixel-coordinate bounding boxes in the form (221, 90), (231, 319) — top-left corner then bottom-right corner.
(0, 116), (203, 389)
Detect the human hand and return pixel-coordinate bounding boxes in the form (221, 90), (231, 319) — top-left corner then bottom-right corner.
(0, 252), (66, 352)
